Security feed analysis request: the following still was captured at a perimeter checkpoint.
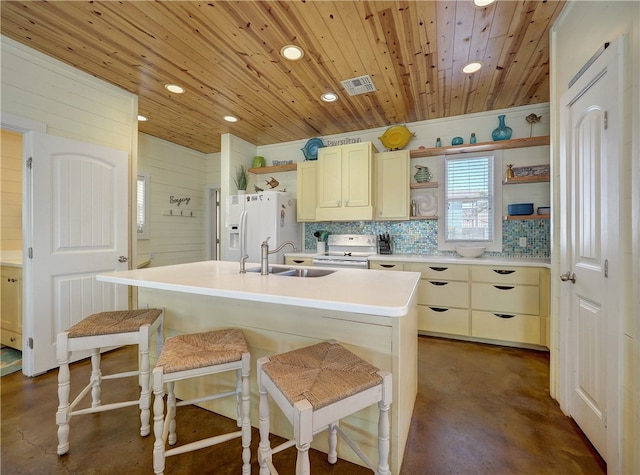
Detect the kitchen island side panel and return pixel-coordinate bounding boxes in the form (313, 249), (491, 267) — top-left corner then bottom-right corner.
(138, 287), (417, 474)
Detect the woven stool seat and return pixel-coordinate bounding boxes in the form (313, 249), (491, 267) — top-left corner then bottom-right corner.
(153, 328), (251, 475)
(261, 341), (382, 410)
(258, 340), (392, 475)
(156, 328), (248, 374)
(67, 309), (163, 338)
(56, 308), (164, 456)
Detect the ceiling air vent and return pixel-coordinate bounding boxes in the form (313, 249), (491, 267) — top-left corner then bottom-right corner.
(341, 75), (376, 96)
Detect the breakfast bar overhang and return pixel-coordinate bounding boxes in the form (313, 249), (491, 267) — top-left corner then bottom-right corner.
(98, 260), (420, 474)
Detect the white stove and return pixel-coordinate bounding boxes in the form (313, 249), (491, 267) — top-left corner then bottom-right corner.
(312, 234), (377, 269)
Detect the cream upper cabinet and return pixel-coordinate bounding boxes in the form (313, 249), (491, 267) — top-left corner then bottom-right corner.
(1, 266), (22, 350)
(376, 150), (410, 220)
(296, 161), (317, 222)
(316, 142), (377, 221)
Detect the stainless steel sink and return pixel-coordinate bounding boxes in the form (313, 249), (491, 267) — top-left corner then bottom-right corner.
(247, 266), (335, 277)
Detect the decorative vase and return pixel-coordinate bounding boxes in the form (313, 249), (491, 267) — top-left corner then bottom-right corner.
(470, 133), (477, 144)
(451, 136), (463, 146)
(414, 165), (432, 183)
(492, 115), (512, 141)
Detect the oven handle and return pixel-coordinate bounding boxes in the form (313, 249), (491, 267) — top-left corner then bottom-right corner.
(311, 259), (369, 269)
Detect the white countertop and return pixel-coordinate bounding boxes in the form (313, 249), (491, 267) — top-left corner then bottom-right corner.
(97, 260), (420, 318)
(286, 251), (550, 268)
(368, 253), (551, 268)
(0, 250), (23, 268)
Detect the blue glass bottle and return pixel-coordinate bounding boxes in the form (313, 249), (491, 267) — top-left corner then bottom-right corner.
(492, 115), (512, 141)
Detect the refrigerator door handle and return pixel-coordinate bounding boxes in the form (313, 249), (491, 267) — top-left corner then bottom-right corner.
(239, 210), (248, 260)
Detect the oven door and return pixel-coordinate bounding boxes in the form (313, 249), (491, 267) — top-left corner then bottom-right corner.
(311, 257), (369, 269)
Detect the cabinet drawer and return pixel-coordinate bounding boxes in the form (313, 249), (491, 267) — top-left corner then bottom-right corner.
(1, 329), (22, 351)
(418, 306), (469, 336)
(472, 311), (540, 345)
(369, 261), (404, 271)
(471, 266), (540, 285)
(418, 280), (469, 308)
(472, 283), (539, 315)
(405, 263), (468, 281)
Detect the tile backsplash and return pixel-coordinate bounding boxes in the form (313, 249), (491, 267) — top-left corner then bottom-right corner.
(304, 218), (550, 259)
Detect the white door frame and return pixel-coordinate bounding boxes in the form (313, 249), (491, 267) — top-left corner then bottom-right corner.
(558, 37), (625, 471)
(1, 114), (45, 374)
(205, 184), (221, 260)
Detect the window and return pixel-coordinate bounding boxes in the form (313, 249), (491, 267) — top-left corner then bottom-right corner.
(137, 172), (150, 240)
(438, 152), (502, 252)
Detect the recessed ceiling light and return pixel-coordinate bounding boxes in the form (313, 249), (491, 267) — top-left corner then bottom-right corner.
(462, 61), (483, 74)
(223, 115), (238, 123)
(321, 92), (338, 103)
(280, 45), (304, 61)
(164, 83), (185, 94)
(137, 115), (148, 122)
(472, 0), (496, 7)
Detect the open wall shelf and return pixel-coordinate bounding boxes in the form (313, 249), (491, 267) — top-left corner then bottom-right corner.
(410, 136), (550, 158)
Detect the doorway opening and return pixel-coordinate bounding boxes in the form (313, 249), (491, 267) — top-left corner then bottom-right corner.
(207, 186), (221, 260)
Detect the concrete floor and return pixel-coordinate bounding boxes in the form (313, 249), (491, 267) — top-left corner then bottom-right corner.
(1, 336), (605, 474)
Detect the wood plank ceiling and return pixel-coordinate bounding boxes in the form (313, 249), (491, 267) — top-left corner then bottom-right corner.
(0, 1), (564, 154)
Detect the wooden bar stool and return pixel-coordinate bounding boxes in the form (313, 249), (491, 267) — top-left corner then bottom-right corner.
(257, 340), (392, 475)
(152, 328), (251, 475)
(56, 308), (164, 455)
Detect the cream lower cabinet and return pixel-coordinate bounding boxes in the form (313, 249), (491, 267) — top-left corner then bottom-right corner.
(316, 142), (376, 221)
(1, 266), (22, 350)
(372, 261), (471, 336)
(284, 256), (314, 266)
(405, 263), (470, 336)
(375, 150), (409, 221)
(296, 161), (317, 222)
(371, 260), (550, 348)
(471, 266), (549, 346)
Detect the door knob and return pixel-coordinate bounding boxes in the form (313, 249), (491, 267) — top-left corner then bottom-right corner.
(560, 271), (576, 283)
(118, 256), (128, 263)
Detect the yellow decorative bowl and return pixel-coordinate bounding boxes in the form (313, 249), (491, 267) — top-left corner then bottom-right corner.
(379, 125), (414, 151)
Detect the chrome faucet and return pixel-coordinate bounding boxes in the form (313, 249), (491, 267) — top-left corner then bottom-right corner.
(260, 237), (297, 275)
(239, 253), (249, 273)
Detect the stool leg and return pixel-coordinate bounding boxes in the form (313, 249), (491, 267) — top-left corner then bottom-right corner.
(139, 338), (152, 437)
(90, 348), (102, 408)
(258, 360), (271, 475)
(328, 422), (338, 464)
(240, 353), (251, 475)
(167, 381), (177, 445)
(376, 399), (391, 475)
(56, 337), (71, 456)
(294, 401), (313, 475)
(152, 367), (166, 475)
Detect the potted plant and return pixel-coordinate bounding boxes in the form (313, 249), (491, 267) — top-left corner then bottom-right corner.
(234, 164), (248, 193)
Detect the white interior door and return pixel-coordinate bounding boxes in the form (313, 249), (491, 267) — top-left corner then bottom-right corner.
(560, 39), (622, 464)
(24, 131), (129, 376)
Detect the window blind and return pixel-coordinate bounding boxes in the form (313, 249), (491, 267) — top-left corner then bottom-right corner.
(444, 156), (494, 242)
(137, 177), (145, 234)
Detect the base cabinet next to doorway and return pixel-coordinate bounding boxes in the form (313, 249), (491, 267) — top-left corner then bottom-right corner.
(370, 260), (549, 348)
(1, 266), (22, 350)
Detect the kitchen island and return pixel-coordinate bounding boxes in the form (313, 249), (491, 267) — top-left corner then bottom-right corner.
(97, 260), (420, 474)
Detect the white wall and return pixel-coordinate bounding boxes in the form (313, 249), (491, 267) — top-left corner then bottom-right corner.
(137, 133), (209, 266)
(0, 35), (138, 258)
(550, 2), (640, 474)
(255, 103), (550, 174)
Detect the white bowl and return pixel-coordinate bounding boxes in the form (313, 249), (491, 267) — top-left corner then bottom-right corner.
(456, 246), (486, 258)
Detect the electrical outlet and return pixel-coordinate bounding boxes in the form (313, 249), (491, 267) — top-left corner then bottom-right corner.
(149, 252), (155, 259)
(519, 237), (527, 247)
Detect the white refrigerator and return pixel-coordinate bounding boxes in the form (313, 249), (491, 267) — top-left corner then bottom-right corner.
(225, 191), (301, 265)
